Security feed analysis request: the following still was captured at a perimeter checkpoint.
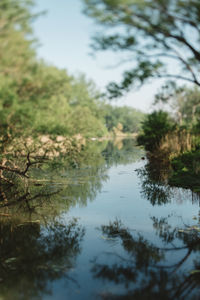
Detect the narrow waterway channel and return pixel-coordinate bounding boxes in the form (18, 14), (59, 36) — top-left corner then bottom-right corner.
(0, 139), (200, 300)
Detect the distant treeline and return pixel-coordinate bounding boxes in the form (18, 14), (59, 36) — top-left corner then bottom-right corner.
(0, 0), (144, 143)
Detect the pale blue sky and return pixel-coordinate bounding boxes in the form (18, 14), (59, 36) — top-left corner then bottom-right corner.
(33, 0), (159, 111)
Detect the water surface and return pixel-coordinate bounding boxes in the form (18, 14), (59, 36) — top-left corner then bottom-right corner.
(0, 139), (200, 300)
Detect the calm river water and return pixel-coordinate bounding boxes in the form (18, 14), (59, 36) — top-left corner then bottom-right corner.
(0, 139), (200, 300)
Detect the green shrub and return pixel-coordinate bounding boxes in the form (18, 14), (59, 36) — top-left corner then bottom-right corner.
(137, 110), (174, 151)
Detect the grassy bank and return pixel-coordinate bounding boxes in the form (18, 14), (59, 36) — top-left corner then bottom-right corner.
(137, 110), (200, 193)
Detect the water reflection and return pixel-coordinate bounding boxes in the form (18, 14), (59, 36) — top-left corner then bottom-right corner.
(0, 139), (145, 299)
(0, 217), (85, 300)
(0, 138), (143, 216)
(92, 219), (200, 299)
(4, 139), (200, 299)
(137, 154), (200, 205)
(102, 138), (142, 167)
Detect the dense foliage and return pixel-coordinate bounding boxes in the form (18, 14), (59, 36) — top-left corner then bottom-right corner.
(137, 111), (174, 151)
(0, 0), (144, 142)
(103, 104), (145, 133)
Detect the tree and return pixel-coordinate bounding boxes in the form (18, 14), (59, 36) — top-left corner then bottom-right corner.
(102, 104), (145, 133)
(0, 0), (38, 33)
(154, 82), (200, 126)
(137, 111), (173, 151)
(0, 0), (40, 140)
(83, 0), (200, 97)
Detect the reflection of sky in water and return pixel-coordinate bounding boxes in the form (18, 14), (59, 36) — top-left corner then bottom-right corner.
(1, 140), (200, 300)
(60, 155), (199, 299)
(68, 161), (198, 230)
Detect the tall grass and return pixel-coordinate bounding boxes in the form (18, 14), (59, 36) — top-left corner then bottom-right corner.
(159, 129), (195, 157)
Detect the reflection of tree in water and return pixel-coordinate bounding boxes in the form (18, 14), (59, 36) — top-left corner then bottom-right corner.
(0, 142), (108, 217)
(137, 156), (173, 205)
(0, 139), (144, 298)
(0, 140), (108, 211)
(0, 139), (143, 215)
(92, 219), (200, 300)
(0, 217), (85, 300)
(137, 154), (200, 205)
(102, 139), (144, 167)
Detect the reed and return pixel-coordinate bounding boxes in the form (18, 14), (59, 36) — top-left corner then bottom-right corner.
(158, 129), (196, 157)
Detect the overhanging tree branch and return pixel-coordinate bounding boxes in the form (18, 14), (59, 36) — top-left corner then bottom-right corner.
(83, 0), (200, 96)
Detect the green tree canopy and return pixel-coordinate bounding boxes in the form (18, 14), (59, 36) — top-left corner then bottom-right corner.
(154, 82), (200, 126)
(137, 110), (174, 151)
(83, 0), (200, 97)
(103, 104), (145, 133)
